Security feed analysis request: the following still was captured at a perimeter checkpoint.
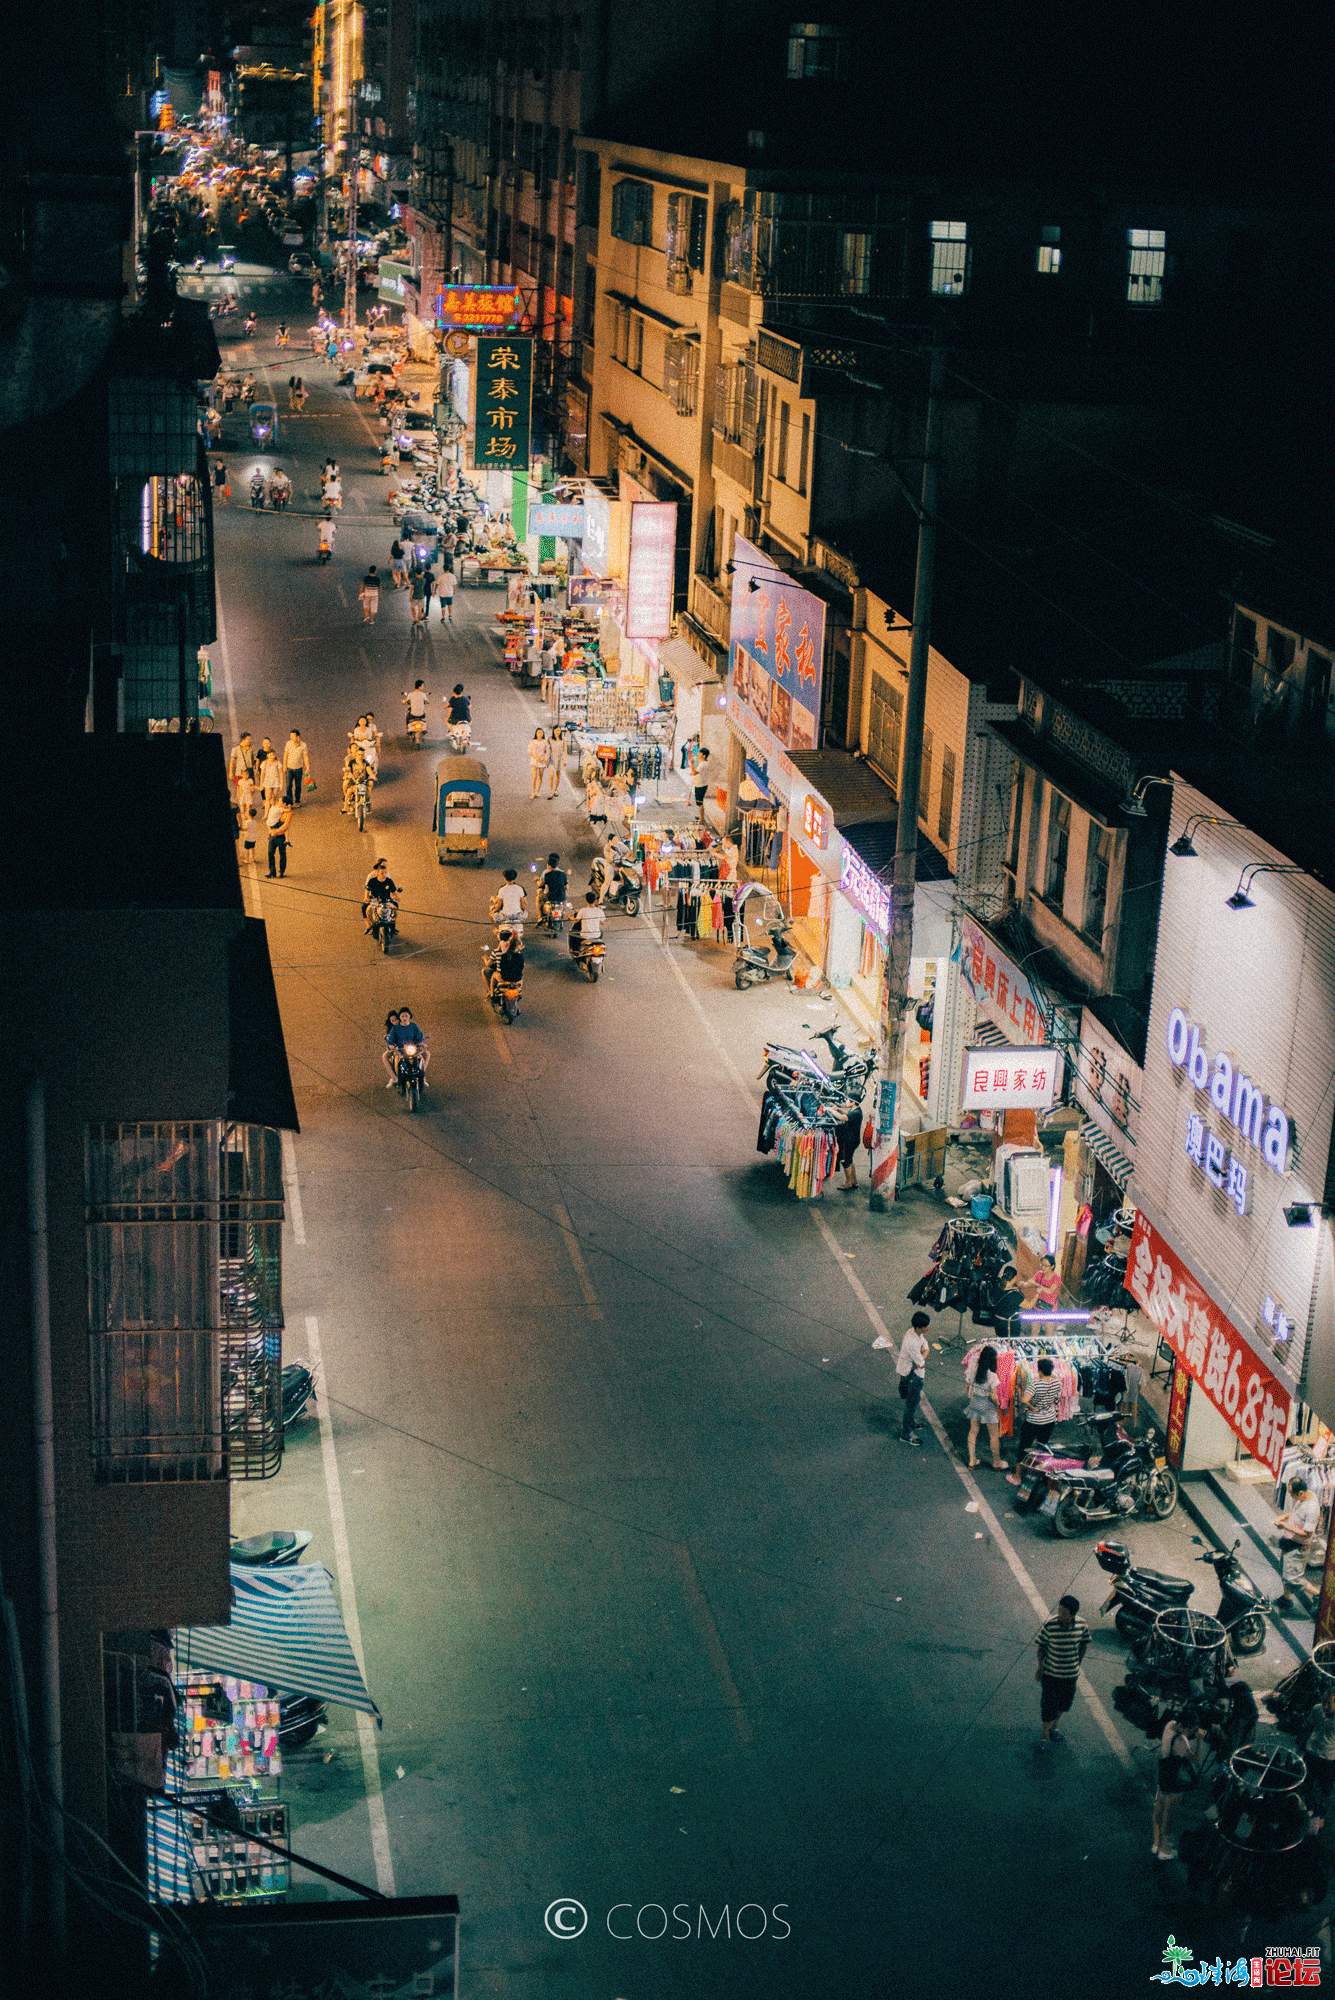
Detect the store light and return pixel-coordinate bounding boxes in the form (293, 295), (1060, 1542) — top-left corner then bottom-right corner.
(1046, 1164), (1062, 1256)
(1018, 1311), (1092, 1324)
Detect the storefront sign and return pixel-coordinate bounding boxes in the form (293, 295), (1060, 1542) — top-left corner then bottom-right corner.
(625, 502), (676, 640)
(1165, 1007), (1292, 1193)
(840, 845), (890, 938)
(435, 284), (521, 330)
(728, 535), (824, 755)
(1164, 1360), (1190, 1472)
(1127, 1210), (1291, 1477)
(568, 575), (616, 607)
(959, 914), (1050, 1046)
(529, 502), (585, 537)
(1075, 1005), (1141, 1157)
(471, 336), (533, 472)
(960, 1048), (1061, 1111)
(801, 795), (828, 849)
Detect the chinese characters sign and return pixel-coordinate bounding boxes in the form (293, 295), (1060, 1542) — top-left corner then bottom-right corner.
(839, 845), (890, 938)
(435, 285), (521, 330)
(801, 796), (828, 849)
(625, 502), (676, 640)
(728, 535), (824, 755)
(960, 1048), (1061, 1111)
(528, 503), (585, 537)
(1165, 1007), (1291, 1222)
(959, 914), (1050, 1046)
(1127, 1211), (1292, 1477)
(1075, 1003), (1140, 1158)
(471, 337), (533, 472)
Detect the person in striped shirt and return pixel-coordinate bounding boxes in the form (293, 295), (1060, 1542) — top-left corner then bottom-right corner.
(1035, 1595), (1089, 1747)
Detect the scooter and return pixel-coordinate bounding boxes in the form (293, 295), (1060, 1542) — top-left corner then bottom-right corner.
(734, 924), (797, 991)
(249, 476), (265, 509)
(589, 843), (642, 917)
(367, 896), (397, 953)
(318, 531), (334, 565)
(1096, 1535), (1268, 1656)
(281, 1362), (317, 1428)
(570, 934), (605, 982)
(406, 711), (427, 749)
(483, 944), (523, 1024)
(1043, 1425), (1178, 1536)
(445, 718), (471, 755)
(392, 1042), (425, 1111)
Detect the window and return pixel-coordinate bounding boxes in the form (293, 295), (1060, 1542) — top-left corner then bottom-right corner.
(497, 210), (511, 266)
(1045, 791), (1071, 905)
(918, 726), (933, 823)
(713, 355), (759, 449)
(1007, 769), (1024, 875)
(1084, 823), (1112, 945)
(786, 21), (846, 77)
(840, 231), (870, 295)
(938, 745), (955, 845)
(577, 153), (601, 229)
(797, 412), (810, 496)
(666, 192), (708, 272)
(663, 337), (698, 415)
(1229, 611), (1256, 691)
(1035, 224), (1061, 275)
(723, 200), (754, 286)
(868, 672), (902, 786)
(582, 262), (597, 342)
(776, 400), (790, 482)
(610, 178), (652, 245)
(929, 219), (969, 296)
(1127, 227), (1165, 305)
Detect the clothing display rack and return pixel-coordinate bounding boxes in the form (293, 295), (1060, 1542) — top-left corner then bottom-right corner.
(756, 1078), (840, 1199)
(962, 1334), (1111, 1435)
(743, 806), (779, 868)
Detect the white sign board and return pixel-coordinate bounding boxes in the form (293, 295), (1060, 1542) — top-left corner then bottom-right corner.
(961, 1047), (1063, 1111)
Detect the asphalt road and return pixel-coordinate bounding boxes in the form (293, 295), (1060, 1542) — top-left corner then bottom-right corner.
(212, 290), (1309, 2000)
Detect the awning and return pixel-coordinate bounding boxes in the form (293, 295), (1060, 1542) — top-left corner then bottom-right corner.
(174, 1563), (382, 1722)
(228, 919), (299, 1133)
(657, 634), (719, 688)
(1079, 1117), (1134, 1190)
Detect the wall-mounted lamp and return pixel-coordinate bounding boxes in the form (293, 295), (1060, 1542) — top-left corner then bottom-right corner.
(1119, 774), (1173, 818)
(1225, 862), (1309, 910)
(884, 609), (914, 632)
(1169, 815), (1247, 858)
(1284, 1203), (1329, 1227)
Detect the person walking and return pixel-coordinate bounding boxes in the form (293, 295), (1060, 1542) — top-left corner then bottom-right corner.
(438, 565), (455, 623)
(1152, 1707), (1205, 1856)
(390, 538), (407, 590)
(228, 731), (256, 790)
(265, 800), (291, 879)
(546, 723), (565, 795)
(692, 744), (712, 824)
(359, 566), (381, 624)
(965, 1342), (1007, 1471)
(282, 729), (311, 806)
(884, 1311), (931, 1447)
(1035, 1595), (1089, 1749)
(409, 564), (429, 636)
(237, 775), (260, 866)
(214, 458), (229, 505)
(258, 740), (282, 808)
(529, 728), (549, 799)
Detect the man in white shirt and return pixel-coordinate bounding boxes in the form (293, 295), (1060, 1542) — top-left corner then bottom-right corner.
(570, 891), (604, 949)
(894, 1312), (932, 1447)
(492, 868), (527, 928)
(1275, 1476), (1322, 1612)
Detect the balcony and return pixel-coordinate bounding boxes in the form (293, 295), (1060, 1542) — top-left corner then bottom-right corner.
(711, 429), (761, 500)
(689, 573), (733, 648)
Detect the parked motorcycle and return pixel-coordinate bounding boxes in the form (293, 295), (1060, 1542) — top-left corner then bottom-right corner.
(368, 896), (397, 953)
(734, 923), (797, 990)
(1044, 1424), (1178, 1535)
(483, 943), (523, 1024)
(590, 841), (642, 916)
(1011, 1416), (1124, 1512)
(230, 1528), (313, 1567)
(249, 475), (265, 509)
(570, 935), (605, 982)
(1096, 1535), (1268, 1655)
(391, 1042), (425, 1111)
(281, 1361), (317, 1428)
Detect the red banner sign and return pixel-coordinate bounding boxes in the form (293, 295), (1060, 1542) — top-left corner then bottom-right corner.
(1127, 1211), (1291, 1477)
(1164, 1360), (1190, 1471)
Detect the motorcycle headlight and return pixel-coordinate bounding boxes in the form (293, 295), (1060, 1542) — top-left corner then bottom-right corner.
(403, 1043), (417, 1055)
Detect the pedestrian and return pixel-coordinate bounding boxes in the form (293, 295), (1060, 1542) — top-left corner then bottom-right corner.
(546, 722), (565, 795)
(228, 731), (256, 789)
(890, 1311), (931, 1447)
(409, 565), (428, 635)
(1152, 1707), (1205, 1856)
(237, 776), (259, 865)
(282, 729), (311, 806)
(438, 565), (455, 622)
(692, 745), (712, 823)
(214, 458), (229, 504)
(965, 1342), (1007, 1471)
(390, 538), (407, 589)
(1008, 1354), (1061, 1482)
(258, 739), (282, 807)
(421, 568), (437, 624)
(1035, 1595), (1089, 1749)
(265, 800), (291, 879)
(287, 375), (297, 411)
(359, 566), (381, 624)
(834, 1099), (862, 1191)
(1274, 1475), (1321, 1613)
(529, 728), (549, 798)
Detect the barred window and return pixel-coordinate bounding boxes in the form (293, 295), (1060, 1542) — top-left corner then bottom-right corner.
(1127, 227), (1165, 305)
(1045, 791), (1072, 905)
(1036, 224), (1062, 275)
(610, 178), (652, 246)
(929, 219), (969, 297)
(663, 337), (698, 416)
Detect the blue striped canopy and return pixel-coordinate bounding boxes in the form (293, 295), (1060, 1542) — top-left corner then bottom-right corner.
(174, 1564), (382, 1722)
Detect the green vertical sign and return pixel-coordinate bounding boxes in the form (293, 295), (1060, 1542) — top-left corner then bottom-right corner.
(472, 334), (533, 476)
(511, 469), (528, 542)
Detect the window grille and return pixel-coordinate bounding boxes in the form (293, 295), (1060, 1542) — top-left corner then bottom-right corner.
(1084, 824), (1112, 944)
(1127, 228), (1165, 304)
(840, 231), (870, 295)
(663, 337), (698, 416)
(610, 178), (652, 245)
(918, 727), (933, 823)
(929, 219), (969, 296)
(1036, 224), (1062, 274)
(1045, 792), (1071, 905)
(666, 192), (708, 273)
(786, 22), (846, 77)
(938, 745), (955, 845)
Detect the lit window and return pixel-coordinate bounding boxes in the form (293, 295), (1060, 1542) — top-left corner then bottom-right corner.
(929, 219), (969, 297)
(1127, 227), (1165, 305)
(840, 231), (870, 296)
(1045, 792), (1071, 905)
(1084, 824), (1112, 944)
(1036, 224), (1061, 275)
(786, 22), (845, 78)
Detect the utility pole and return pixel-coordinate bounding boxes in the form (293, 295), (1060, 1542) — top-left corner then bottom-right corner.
(343, 124), (359, 343)
(869, 345), (944, 1211)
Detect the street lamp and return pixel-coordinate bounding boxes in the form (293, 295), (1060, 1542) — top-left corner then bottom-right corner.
(1224, 862), (1309, 910)
(1168, 815), (1247, 858)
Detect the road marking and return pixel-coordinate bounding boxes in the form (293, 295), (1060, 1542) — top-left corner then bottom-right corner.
(305, 1314), (397, 1896)
(337, 581), (348, 609)
(483, 1002), (513, 1066)
(281, 1129), (306, 1245)
(673, 1544), (754, 1747)
(552, 1200), (602, 1319)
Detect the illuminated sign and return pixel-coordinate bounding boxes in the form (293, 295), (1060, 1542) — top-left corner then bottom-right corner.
(471, 336), (533, 471)
(961, 1048), (1062, 1111)
(378, 259), (411, 302)
(529, 503), (585, 537)
(839, 845), (890, 937)
(568, 576), (616, 607)
(1127, 1211), (1291, 1477)
(727, 535), (824, 754)
(959, 913), (1049, 1046)
(625, 503), (676, 641)
(435, 285), (520, 331)
(1165, 1008), (1291, 1194)
(800, 795), (828, 849)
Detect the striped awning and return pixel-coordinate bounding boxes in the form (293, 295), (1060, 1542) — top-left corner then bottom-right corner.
(146, 1790), (196, 1904)
(1079, 1117), (1134, 1190)
(174, 1564), (382, 1723)
(969, 1018), (1011, 1051)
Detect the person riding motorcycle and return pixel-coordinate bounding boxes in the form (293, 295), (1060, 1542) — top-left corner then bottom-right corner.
(244, 313), (257, 337)
(241, 372), (256, 404)
(490, 867), (527, 930)
(382, 1005), (431, 1087)
(342, 746), (370, 812)
(363, 859), (400, 939)
(488, 929), (525, 1004)
(403, 680), (430, 731)
(538, 853), (567, 927)
(570, 891), (605, 953)
(446, 685), (471, 726)
(351, 716), (379, 774)
(269, 468), (291, 509)
(318, 516), (336, 560)
(276, 322), (289, 347)
(249, 471), (265, 507)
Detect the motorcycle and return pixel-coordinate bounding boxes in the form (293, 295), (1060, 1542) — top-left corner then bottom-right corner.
(392, 1042), (425, 1111)
(276, 327), (290, 348)
(406, 710), (427, 750)
(589, 842), (642, 917)
(483, 944), (523, 1024)
(570, 933), (605, 982)
(347, 768), (371, 829)
(1042, 1423), (1178, 1536)
(734, 923), (798, 991)
(281, 1361), (317, 1428)
(368, 896), (397, 953)
(318, 535), (333, 565)
(445, 718), (471, 754)
(1096, 1535), (1268, 1656)
(249, 476), (265, 509)
(1011, 1415), (1125, 1512)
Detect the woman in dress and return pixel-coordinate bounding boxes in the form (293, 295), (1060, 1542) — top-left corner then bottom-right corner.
(529, 728), (549, 799)
(965, 1343), (1006, 1471)
(547, 724), (565, 797)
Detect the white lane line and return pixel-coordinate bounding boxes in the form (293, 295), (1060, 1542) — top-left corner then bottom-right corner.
(673, 1543), (754, 1748)
(305, 1314), (397, 1896)
(281, 1129), (306, 1245)
(657, 911), (1135, 1772)
(337, 581), (349, 609)
(552, 1200), (603, 1320)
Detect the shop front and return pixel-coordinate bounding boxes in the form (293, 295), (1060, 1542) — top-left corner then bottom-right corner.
(1128, 781), (1335, 1622)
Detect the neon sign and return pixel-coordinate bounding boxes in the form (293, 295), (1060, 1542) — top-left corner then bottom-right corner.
(1165, 1007), (1291, 1179)
(801, 796), (828, 850)
(840, 846), (889, 937)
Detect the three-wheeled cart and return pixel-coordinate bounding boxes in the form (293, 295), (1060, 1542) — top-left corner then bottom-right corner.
(433, 755), (490, 864)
